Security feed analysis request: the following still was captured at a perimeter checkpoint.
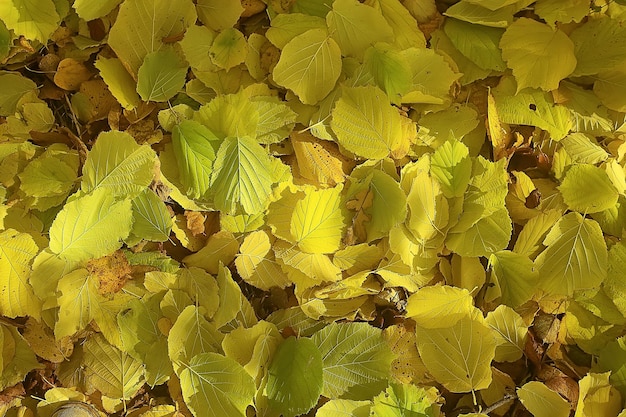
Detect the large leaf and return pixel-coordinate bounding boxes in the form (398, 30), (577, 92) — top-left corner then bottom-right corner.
(272, 29), (341, 105)
(49, 189), (133, 262)
(415, 313), (497, 393)
(179, 352), (255, 417)
(559, 164), (619, 214)
(108, 0), (196, 74)
(311, 322), (394, 399)
(266, 336), (323, 416)
(570, 16), (626, 77)
(81, 130), (156, 197)
(210, 136), (274, 215)
(535, 212), (608, 296)
(500, 18), (576, 92)
(0, 0), (60, 42)
(290, 186), (346, 254)
(331, 86), (406, 159)
(0, 229), (40, 319)
(405, 286), (475, 329)
(517, 381), (570, 417)
(485, 305), (527, 362)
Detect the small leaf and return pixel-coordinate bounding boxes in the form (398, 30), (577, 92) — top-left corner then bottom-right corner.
(0, 229), (40, 319)
(137, 47), (188, 102)
(486, 305), (527, 362)
(406, 286), (475, 329)
(95, 57), (141, 110)
(560, 164), (618, 213)
(129, 189), (173, 242)
(209, 28), (247, 70)
(517, 381), (570, 417)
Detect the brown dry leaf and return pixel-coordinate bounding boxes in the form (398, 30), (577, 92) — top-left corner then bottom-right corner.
(85, 251), (132, 296)
(22, 318), (73, 363)
(383, 322), (430, 384)
(539, 365), (579, 407)
(126, 119), (163, 145)
(185, 211), (207, 237)
(54, 58), (92, 91)
(76, 79), (119, 122)
(39, 54), (60, 80)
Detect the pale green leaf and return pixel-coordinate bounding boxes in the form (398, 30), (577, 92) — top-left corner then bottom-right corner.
(406, 171), (449, 242)
(331, 85), (405, 159)
(272, 28), (342, 105)
(137, 48), (188, 102)
(500, 18), (576, 92)
(406, 285), (474, 329)
(196, 0), (243, 31)
(535, 212), (608, 296)
(513, 210), (563, 259)
(400, 47), (460, 104)
(560, 133), (608, 164)
(326, 0), (394, 59)
(194, 92), (258, 139)
(570, 16), (626, 76)
(312, 322), (394, 399)
(0, 229), (40, 319)
(431, 139), (472, 198)
(171, 120), (219, 201)
(252, 98), (297, 144)
(370, 0), (426, 50)
(431, 29), (491, 85)
(235, 230), (291, 290)
(81, 130), (156, 197)
(82, 333), (145, 399)
(73, 0), (123, 20)
(0, 0), (59, 42)
(415, 314), (497, 393)
(208, 28), (247, 70)
(534, 0), (589, 27)
(444, 18), (506, 71)
(559, 164), (619, 213)
(370, 384), (441, 417)
(444, 1), (515, 27)
(179, 24), (215, 72)
(363, 43), (412, 103)
(517, 381), (570, 417)
(316, 399), (370, 417)
(210, 136), (274, 215)
(266, 337), (323, 416)
(416, 105), (479, 148)
(95, 57), (141, 110)
(486, 305), (527, 362)
(266, 13), (326, 49)
(49, 189), (133, 262)
(130, 189), (173, 242)
(179, 352), (255, 417)
(18, 155), (76, 198)
(108, 0), (196, 74)
(594, 62), (626, 113)
(446, 208), (512, 257)
(488, 250), (539, 308)
(0, 73), (37, 116)
(290, 185), (345, 254)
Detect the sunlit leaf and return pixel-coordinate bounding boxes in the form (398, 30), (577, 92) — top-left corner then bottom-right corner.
(235, 230), (291, 290)
(488, 250), (539, 308)
(517, 381), (570, 417)
(129, 189), (173, 242)
(559, 164), (619, 213)
(575, 372), (622, 417)
(444, 18), (506, 71)
(0, 0), (60, 42)
(137, 48), (188, 102)
(370, 384), (441, 417)
(0, 229), (40, 319)
(406, 285), (474, 329)
(317, 399), (370, 417)
(500, 18), (576, 92)
(486, 305), (527, 362)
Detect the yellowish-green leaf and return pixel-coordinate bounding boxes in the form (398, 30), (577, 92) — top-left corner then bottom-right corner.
(594, 62), (626, 113)
(0, 73), (37, 116)
(444, 1), (515, 27)
(486, 305), (527, 362)
(273, 28), (341, 105)
(406, 285), (474, 329)
(290, 185), (346, 254)
(513, 210), (563, 259)
(49, 189), (133, 262)
(559, 164), (619, 214)
(517, 381), (570, 417)
(401, 47), (460, 103)
(73, 0), (123, 21)
(0, 0), (60, 42)
(210, 136), (274, 215)
(535, 212), (607, 296)
(331, 85), (405, 159)
(406, 171), (449, 242)
(0, 324), (40, 391)
(18, 155), (76, 198)
(415, 313), (497, 393)
(488, 250), (539, 308)
(363, 43), (412, 103)
(0, 229), (40, 319)
(570, 16), (626, 77)
(560, 133), (608, 165)
(196, 0), (243, 31)
(208, 28), (247, 71)
(447, 208), (512, 257)
(575, 372), (622, 417)
(108, 0), (196, 74)
(317, 399), (370, 417)
(534, 0), (589, 27)
(370, 384), (441, 417)
(500, 18), (576, 92)
(431, 139), (472, 198)
(444, 18), (506, 71)
(369, 0), (426, 50)
(235, 230), (290, 290)
(326, 0), (394, 59)
(266, 13), (326, 49)
(129, 189), (173, 242)
(137, 48), (188, 102)
(95, 57), (141, 110)
(431, 29), (491, 86)
(82, 333), (145, 400)
(194, 92), (258, 140)
(81, 130), (156, 197)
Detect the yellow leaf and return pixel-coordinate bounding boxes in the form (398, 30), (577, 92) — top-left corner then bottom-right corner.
(235, 230), (291, 290)
(406, 285), (474, 328)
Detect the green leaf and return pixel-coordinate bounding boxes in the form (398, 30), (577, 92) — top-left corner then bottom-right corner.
(81, 130), (156, 197)
(488, 250), (539, 308)
(331, 85), (405, 159)
(266, 336), (323, 416)
(252, 98), (297, 144)
(108, 0), (196, 74)
(431, 139), (472, 198)
(362, 43), (412, 103)
(171, 120), (219, 201)
(209, 28), (247, 71)
(570, 16), (626, 76)
(73, 0), (123, 21)
(290, 185), (346, 254)
(444, 18), (506, 71)
(95, 57), (141, 110)
(82, 333), (145, 400)
(272, 28), (342, 105)
(370, 384), (441, 417)
(415, 314), (497, 393)
(0, 229), (40, 319)
(179, 352), (255, 417)
(129, 189), (173, 242)
(326, 0), (394, 59)
(431, 29), (492, 86)
(0, 0), (60, 42)
(560, 133), (608, 165)
(210, 136), (274, 215)
(517, 381), (570, 417)
(137, 47), (188, 102)
(49, 189), (133, 262)
(559, 164), (619, 213)
(18, 155), (76, 198)
(168, 305), (223, 372)
(535, 212), (608, 296)
(0, 73), (37, 116)
(500, 18), (576, 92)
(311, 322), (394, 399)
